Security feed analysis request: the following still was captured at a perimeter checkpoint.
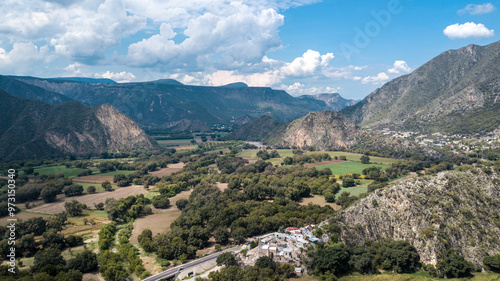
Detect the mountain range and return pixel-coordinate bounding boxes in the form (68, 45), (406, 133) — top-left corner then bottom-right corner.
(342, 40), (500, 135)
(0, 89), (157, 160)
(0, 75), (356, 130)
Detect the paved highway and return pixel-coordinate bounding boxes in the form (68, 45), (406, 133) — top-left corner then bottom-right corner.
(142, 246), (241, 281)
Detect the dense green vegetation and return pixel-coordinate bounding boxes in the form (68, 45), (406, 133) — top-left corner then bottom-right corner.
(1, 138), (498, 281)
(209, 256), (296, 281)
(140, 181), (334, 260)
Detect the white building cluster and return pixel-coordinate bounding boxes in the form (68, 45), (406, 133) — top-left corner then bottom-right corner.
(239, 224), (328, 275)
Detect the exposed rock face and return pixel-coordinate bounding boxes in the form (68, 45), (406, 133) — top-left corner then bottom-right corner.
(94, 104), (157, 150)
(0, 89), (157, 160)
(341, 40), (500, 134)
(271, 111), (359, 150)
(334, 167), (500, 266)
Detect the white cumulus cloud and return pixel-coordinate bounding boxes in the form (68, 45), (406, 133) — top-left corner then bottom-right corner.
(362, 72), (389, 85)
(95, 71), (137, 83)
(281, 49), (334, 77)
(278, 83), (341, 96)
(126, 3), (284, 70)
(204, 69), (282, 87)
(388, 60), (411, 74)
(0, 42), (50, 74)
(443, 22), (494, 39)
(458, 3), (496, 15)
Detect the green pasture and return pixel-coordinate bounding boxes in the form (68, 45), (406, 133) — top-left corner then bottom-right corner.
(315, 161), (388, 176)
(239, 149), (400, 166)
(34, 165), (88, 178)
(336, 185), (368, 198)
(157, 139), (194, 147)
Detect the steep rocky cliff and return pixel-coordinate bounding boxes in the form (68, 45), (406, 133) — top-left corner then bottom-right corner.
(334, 167), (500, 266)
(268, 111), (360, 150)
(0, 89), (157, 160)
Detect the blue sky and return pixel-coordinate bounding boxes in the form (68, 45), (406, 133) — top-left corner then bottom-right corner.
(0, 0), (498, 99)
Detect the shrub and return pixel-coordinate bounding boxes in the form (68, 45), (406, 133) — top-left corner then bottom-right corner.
(41, 186), (58, 203)
(152, 196), (170, 209)
(63, 184), (83, 197)
(87, 185), (96, 194)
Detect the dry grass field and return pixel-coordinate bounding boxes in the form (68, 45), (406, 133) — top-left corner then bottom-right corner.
(216, 182), (228, 191)
(0, 211), (50, 226)
(149, 162), (185, 177)
(29, 185), (148, 214)
(61, 209), (110, 237)
(298, 195), (341, 210)
(130, 189), (193, 243)
(72, 175), (114, 184)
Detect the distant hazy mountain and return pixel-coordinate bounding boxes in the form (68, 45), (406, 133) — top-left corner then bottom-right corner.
(0, 89), (157, 160)
(341, 40), (500, 134)
(5, 76), (357, 130)
(152, 79), (184, 85)
(298, 93), (357, 112)
(227, 115), (286, 142)
(222, 82), (248, 87)
(50, 77), (116, 83)
(0, 75), (73, 105)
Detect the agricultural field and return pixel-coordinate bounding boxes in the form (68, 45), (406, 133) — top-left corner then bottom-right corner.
(149, 162), (185, 177)
(314, 161), (388, 175)
(32, 165), (90, 178)
(299, 195), (340, 210)
(78, 182), (112, 193)
(28, 185), (148, 214)
(156, 139), (194, 147)
(72, 175), (114, 184)
(61, 209), (109, 237)
(239, 149), (401, 166)
(336, 185), (368, 198)
(0, 210), (50, 226)
(130, 189), (193, 244)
